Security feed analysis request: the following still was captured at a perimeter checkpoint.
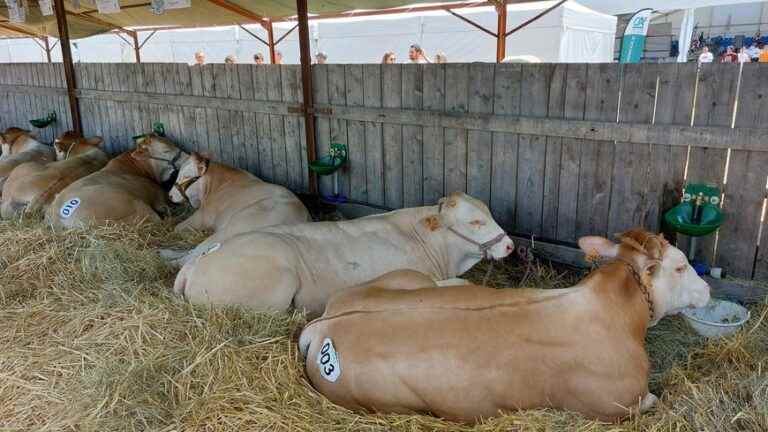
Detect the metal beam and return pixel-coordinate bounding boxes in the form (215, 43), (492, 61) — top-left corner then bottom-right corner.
(274, 23), (298, 46)
(273, 1), (495, 22)
(296, 0), (318, 194)
(446, 9), (497, 38)
(206, 0), (266, 23)
(53, 0), (83, 135)
(496, 1), (507, 62)
(239, 24), (270, 46)
(0, 22), (46, 38)
(266, 21), (277, 64)
(43, 37), (53, 63)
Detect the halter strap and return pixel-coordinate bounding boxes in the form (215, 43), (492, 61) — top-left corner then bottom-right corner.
(146, 148), (184, 171)
(614, 257), (655, 322)
(174, 158), (210, 206)
(436, 200), (507, 259)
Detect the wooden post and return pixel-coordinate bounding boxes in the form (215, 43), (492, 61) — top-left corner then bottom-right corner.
(496, 0), (507, 62)
(43, 37), (53, 63)
(266, 20), (277, 64)
(296, 0), (318, 194)
(131, 31), (141, 63)
(53, 0), (82, 135)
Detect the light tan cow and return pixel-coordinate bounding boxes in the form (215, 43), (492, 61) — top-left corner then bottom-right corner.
(162, 152), (311, 266)
(1, 132), (108, 218)
(173, 192), (514, 315)
(46, 134), (187, 228)
(300, 229), (711, 423)
(0, 127), (55, 191)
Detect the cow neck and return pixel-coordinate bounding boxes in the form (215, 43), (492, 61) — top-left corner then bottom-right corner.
(585, 261), (652, 337)
(107, 153), (157, 180)
(408, 206), (453, 280)
(199, 162), (246, 205)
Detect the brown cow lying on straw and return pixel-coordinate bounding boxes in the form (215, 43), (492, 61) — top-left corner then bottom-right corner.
(300, 229), (711, 422)
(46, 134), (187, 228)
(173, 192), (514, 315)
(0, 127), (55, 191)
(160, 152), (311, 267)
(1, 132), (108, 218)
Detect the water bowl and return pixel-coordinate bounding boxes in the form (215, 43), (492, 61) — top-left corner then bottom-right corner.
(681, 299), (750, 338)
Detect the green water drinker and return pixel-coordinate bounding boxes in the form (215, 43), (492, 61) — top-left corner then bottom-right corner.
(664, 183), (724, 261)
(309, 142), (347, 202)
(29, 111), (56, 129)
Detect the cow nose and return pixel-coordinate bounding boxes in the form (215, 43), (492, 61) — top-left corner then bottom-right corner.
(506, 244), (513, 252)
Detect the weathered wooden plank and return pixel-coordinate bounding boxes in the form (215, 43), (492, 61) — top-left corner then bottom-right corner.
(688, 63), (739, 265)
(313, 65), (330, 193)
(382, 64), (403, 208)
(541, 63), (567, 240)
(466, 63), (493, 207)
(608, 63), (658, 236)
(282, 65), (304, 191)
(515, 64), (553, 236)
(363, 64), (384, 206)
(575, 63), (620, 239)
(344, 64), (367, 202)
(327, 64), (349, 198)
(555, 64), (587, 243)
(422, 63), (445, 205)
(267, 65), (288, 186)
(444, 63), (469, 196)
(212, 64), (233, 165)
(401, 63), (423, 207)
(490, 63), (521, 229)
(718, 63), (768, 278)
(236, 64), (257, 172)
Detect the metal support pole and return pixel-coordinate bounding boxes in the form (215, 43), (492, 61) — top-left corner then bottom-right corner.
(266, 21), (277, 64)
(296, 0), (318, 194)
(496, 1), (507, 62)
(132, 31), (141, 63)
(53, 0), (83, 135)
(43, 37), (53, 63)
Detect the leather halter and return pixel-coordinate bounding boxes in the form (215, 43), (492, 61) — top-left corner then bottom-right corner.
(173, 158), (210, 206)
(437, 201), (507, 260)
(145, 148), (184, 173)
(614, 257), (656, 322)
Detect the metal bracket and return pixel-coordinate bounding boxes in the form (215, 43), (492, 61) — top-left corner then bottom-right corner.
(287, 105), (334, 116)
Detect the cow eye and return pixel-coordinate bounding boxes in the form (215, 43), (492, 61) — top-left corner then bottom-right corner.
(675, 265), (687, 273)
(470, 219), (486, 227)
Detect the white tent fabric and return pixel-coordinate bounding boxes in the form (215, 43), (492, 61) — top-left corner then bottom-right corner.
(677, 8), (696, 63)
(313, 1), (617, 63)
(579, 0), (764, 15)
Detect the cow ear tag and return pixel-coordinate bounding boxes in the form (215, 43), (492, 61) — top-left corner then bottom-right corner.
(317, 338), (341, 382)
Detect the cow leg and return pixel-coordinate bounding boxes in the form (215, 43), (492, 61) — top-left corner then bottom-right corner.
(174, 209), (207, 232)
(158, 248), (190, 267)
(639, 393), (658, 413)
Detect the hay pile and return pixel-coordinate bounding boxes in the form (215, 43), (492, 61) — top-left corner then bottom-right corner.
(0, 219), (766, 431)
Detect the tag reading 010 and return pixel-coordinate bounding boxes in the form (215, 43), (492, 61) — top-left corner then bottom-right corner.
(317, 338), (341, 382)
(59, 198), (81, 219)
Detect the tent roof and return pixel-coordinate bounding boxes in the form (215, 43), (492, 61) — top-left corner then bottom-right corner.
(0, 0), (549, 39)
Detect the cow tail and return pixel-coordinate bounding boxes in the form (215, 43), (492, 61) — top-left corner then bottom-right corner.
(298, 320), (323, 359)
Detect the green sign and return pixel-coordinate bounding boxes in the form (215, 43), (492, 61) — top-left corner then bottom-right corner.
(619, 9), (653, 64)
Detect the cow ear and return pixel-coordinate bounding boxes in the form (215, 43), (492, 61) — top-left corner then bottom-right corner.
(578, 236), (619, 259)
(197, 158), (209, 175)
(644, 260), (661, 276)
(86, 136), (103, 147)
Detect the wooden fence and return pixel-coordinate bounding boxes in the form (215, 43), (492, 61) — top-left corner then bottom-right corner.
(0, 62), (766, 280)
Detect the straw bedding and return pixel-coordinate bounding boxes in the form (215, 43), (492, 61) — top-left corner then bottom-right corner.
(0, 218), (766, 431)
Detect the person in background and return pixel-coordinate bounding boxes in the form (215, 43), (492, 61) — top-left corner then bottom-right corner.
(434, 53), (447, 63)
(697, 46), (713, 63)
(254, 53), (264, 64)
(746, 42), (761, 62)
(760, 45), (768, 63)
(225, 55), (237, 64)
(737, 47), (751, 63)
(194, 51), (205, 66)
(275, 51), (284, 64)
(315, 52), (328, 64)
(382, 52), (396, 64)
(720, 46), (738, 63)
(408, 44), (429, 64)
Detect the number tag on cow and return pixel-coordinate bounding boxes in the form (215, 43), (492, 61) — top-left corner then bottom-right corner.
(316, 338), (341, 382)
(59, 198), (81, 219)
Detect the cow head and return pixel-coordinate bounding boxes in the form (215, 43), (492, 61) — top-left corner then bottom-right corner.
(0, 127), (32, 159)
(54, 132), (102, 160)
(430, 192), (514, 267)
(169, 152), (209, 208)
(578, 229), (710, 326)
(130, 134), (188, 183)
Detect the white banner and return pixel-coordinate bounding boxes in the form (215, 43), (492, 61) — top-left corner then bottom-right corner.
(165, 0), (191, 9)
(39, 0), (54, 16)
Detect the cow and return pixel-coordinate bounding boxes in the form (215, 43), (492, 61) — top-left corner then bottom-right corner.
(299, 229), (711, 423)
(0, 127), (55, 191)
(46, 134), (187, 228)
(1, 132), (108, 218)
(173, 192), (514, 315)
(161, 152), (311, 267)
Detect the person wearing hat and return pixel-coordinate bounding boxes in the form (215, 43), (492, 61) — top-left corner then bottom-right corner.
(253, 53), (265, 64)
(315, 52), (328, 64)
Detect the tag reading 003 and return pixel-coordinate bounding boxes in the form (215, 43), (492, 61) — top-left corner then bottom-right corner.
(317, 338), (341, 382)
